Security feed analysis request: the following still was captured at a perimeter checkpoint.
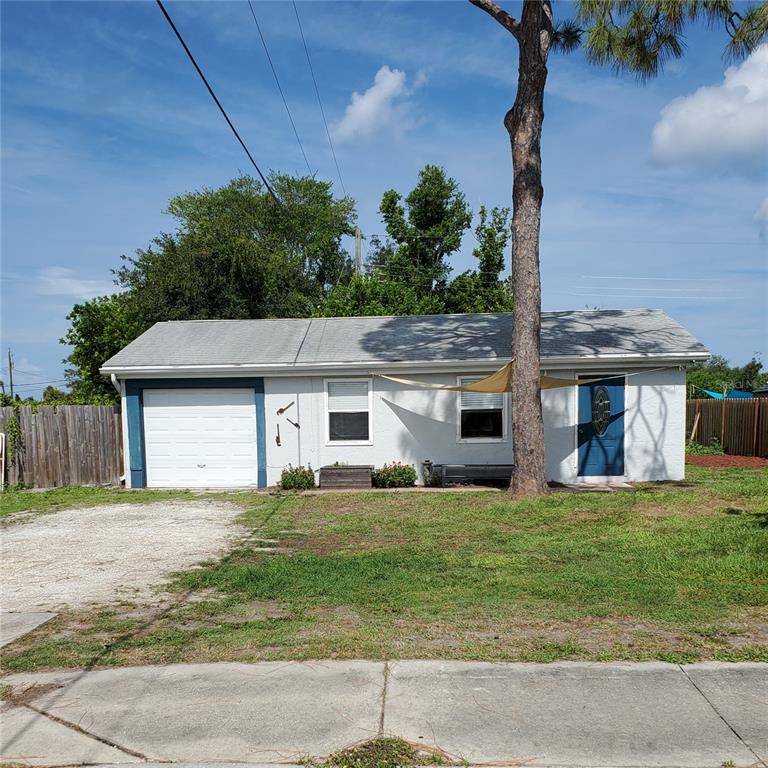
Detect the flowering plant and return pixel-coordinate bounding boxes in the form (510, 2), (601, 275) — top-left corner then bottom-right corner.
(372, 461), (417, 488)
(280, 464), (315, 490)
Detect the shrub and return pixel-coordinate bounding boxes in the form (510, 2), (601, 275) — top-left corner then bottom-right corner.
(280, 465), (315, 490)
(686, 437), (724, 455)
(372, 461), (417, 488)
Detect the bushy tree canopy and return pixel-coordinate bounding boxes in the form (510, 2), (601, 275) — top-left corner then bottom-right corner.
(61, 167), (512, 401)
(61, 293), (145, 402)
(319, 167), (512, 317)
(688, 355), (767, 395)
(377, 164), (473, 290)
(116, 174), (356, 325)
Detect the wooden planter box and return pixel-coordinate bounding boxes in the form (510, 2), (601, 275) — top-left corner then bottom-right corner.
(319, 465), (373, 489)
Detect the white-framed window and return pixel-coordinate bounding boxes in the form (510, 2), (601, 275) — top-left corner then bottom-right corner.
(325, 378), (373, 444)
(457, 377), (507, 442)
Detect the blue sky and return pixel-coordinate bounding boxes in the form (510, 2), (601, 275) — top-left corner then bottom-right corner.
(2, 0), (766, 396)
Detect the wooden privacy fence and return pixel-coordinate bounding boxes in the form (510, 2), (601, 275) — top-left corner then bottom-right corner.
(0, 405), (122, 488)
(686, 398), (768, 458)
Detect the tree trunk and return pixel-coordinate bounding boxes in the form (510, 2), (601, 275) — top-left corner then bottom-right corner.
(507, 1), (551, 496)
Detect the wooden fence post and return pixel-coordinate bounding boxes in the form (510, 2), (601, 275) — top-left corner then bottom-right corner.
(720, 400), (727, 450)
(753, 399), (761, 457)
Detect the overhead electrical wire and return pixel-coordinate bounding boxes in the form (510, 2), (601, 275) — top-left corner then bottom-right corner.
(247, 0), (312, 176)
(11, 379), (69, 391)
(292, 0), (347, 197)
(154, 0), (280, 204)
(7, 368), (55, 379)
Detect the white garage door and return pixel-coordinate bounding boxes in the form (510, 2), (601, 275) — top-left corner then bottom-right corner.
(143, 388), (258, 488)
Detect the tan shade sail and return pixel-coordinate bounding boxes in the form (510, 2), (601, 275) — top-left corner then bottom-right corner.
(379, 362), (616, 393)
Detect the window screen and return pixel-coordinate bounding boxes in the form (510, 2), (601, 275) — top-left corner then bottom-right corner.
(327, 381), (370, 441)
(459, 379), (504, 440)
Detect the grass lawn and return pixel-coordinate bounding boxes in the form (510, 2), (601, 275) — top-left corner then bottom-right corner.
(0, 485), (200, 522)
(2, 465), (766, 671)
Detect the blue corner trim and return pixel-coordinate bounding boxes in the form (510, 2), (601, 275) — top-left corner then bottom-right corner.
(254, 379), (267, 488)
(125, 386), (145, 488)
(124, 378), (266, 489)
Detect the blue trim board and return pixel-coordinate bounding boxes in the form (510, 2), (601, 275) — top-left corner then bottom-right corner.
(124, 378), (267, 488)
(254, 381), (267, 488)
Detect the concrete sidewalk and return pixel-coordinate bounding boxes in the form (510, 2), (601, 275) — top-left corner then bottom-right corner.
(1, 660), (766, 767)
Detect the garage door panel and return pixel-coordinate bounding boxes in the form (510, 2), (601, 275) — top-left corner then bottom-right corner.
(143, 388), (258, 488)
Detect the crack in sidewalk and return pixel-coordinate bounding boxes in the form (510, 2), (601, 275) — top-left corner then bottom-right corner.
(378, 661), (390, 735)
(9, 700), (157, 762)
(677, 664), (767, 768)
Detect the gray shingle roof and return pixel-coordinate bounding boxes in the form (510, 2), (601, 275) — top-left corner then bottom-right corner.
(101, 309), (708, 371)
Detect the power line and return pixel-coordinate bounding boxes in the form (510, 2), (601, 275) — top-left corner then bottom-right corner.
(155, 0), (280, 204)
(247, 0), (312, 176)
(292, 0), (347, 198)
(11, 379), (69, 391)
(9, 368), (54, 379)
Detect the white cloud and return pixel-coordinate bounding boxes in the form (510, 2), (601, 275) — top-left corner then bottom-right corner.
(651, 44), (768, 167)
(332, 65), (414, 143)
(754, 197), (768, 222)
(36, 267), (115, 300)
(413, 68), (430, 89)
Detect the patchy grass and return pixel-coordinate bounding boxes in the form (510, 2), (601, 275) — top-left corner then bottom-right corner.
(300, 736), (459, 768)
(0, 485), (222, 522)
(2, 466), (767, 671)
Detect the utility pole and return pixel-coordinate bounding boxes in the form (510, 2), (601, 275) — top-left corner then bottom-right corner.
(354, 227), (362, 275)
(7, 350), (13, 400)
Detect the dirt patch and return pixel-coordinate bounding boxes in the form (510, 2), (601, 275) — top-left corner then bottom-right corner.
(0, 500), (242, 612)
(1, 681), (63, 706)
(687, 454), (768, 468)
(180, 601), (292, 629)
(306, 605), (361, 625)
(720, 623), (768, 646)
(389, 614), (687, 654)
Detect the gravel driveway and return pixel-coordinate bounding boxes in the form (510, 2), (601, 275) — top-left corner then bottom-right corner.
(0, 501), (242, 612)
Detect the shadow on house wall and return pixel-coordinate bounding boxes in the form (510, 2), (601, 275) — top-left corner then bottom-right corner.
(356, 312), (684, 481)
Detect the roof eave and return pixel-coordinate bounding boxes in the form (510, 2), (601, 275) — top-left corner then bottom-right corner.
(100, 350), (710, 379)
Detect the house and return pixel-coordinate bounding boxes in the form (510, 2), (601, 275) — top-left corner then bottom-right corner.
(100, 309), (709, 488)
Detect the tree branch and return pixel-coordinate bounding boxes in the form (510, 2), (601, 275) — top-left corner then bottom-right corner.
(469, 0), (520, 39)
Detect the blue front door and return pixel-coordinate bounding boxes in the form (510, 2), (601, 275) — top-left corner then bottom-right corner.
(577, 376), (625, 476)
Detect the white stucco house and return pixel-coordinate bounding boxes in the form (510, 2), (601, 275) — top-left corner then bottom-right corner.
(100, 309), (709, 488)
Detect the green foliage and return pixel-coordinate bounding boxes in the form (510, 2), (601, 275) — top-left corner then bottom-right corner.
(378, 164), (472, 291)
(320, 167), (512, 317)
(60, 167), (510, 386)
(371, 462), (418, 488)
(3, 405), (24, 463)
(442, 271), (513, 314)
(280, 465), (316, 491)
(318, 737), (424, 768)
(687, 355), (767, 395)
(686, 437), (724, 455)
(115, 174), (355, 325)
(318, 273), (443, 318)
(61, 293), (145, 403)
(0, 485), (197, 521)
(473, 205), (510, 284)
(62, 174), (355, 395)
(42, 386), (68, 402)
(576, 1), (767, 77)
(725, 2), (768, 60)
